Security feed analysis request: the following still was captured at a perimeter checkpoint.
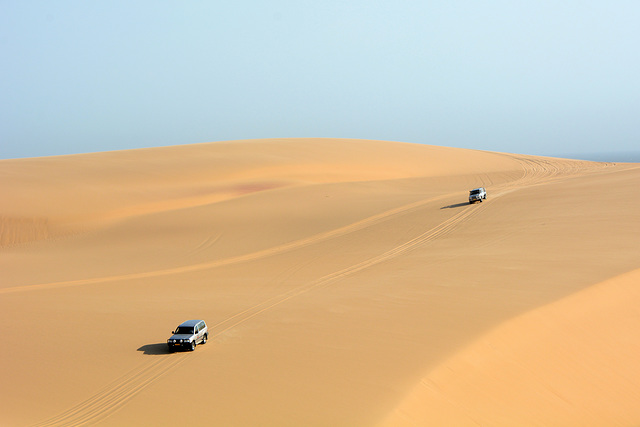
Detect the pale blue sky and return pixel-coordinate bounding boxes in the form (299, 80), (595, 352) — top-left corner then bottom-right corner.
(2, 1), (638, 159)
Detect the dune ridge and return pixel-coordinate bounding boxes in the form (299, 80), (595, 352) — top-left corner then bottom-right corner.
(1, 138), (638, 426)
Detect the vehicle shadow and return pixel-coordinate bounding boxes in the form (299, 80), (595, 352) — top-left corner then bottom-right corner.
(441, 202), (470, 209)
(137, 343), (172, 355)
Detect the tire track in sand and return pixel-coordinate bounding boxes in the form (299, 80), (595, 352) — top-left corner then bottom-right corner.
(29, 201), (486, 427)
(209, 202), (484, 338)
(491, 154), (615, 196)
(30, 356), (186, 427)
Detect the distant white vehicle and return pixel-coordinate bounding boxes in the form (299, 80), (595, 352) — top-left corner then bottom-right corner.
(469, 187), (487, 204)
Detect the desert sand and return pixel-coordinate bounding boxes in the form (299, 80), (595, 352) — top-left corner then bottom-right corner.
(1, 138), (639, 426)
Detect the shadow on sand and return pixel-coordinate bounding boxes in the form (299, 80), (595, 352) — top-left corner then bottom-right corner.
(137, 343), (172, 355)
(441, 202), (470, 209)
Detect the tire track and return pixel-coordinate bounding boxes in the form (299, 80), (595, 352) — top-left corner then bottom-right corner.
(209, 202), (484, 338)
(29, 202), (486, 427)
(190, 232), (222, 255)
(488, 154), (614, 200)
(31, 356), (186, 427)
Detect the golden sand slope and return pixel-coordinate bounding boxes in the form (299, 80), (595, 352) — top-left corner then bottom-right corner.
(0, 138), (638, 426)
(379, 267), (640, 427)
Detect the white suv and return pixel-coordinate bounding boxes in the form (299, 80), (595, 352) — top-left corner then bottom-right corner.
(167, 320), (208, 352)
(469, 187), (487, 204)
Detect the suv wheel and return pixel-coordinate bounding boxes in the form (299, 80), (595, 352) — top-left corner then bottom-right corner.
(202, 334), (208, 344)
(190, 341), (196, 351)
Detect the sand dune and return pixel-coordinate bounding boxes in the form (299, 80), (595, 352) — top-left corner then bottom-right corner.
(1, 138), (638, 426)
(379, 268), (640, 427)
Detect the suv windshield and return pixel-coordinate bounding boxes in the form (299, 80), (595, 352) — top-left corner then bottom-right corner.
(175, 327), (194, 334)
(470, 190), (480, 195)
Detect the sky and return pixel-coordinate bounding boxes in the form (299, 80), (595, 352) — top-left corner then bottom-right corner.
(1, 0), (639, 159)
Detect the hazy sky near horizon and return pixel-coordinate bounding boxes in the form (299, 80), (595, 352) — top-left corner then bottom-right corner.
(2, 1), (639, 159)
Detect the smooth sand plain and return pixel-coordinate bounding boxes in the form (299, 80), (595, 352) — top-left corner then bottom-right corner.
(1, 138), (639, 426)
